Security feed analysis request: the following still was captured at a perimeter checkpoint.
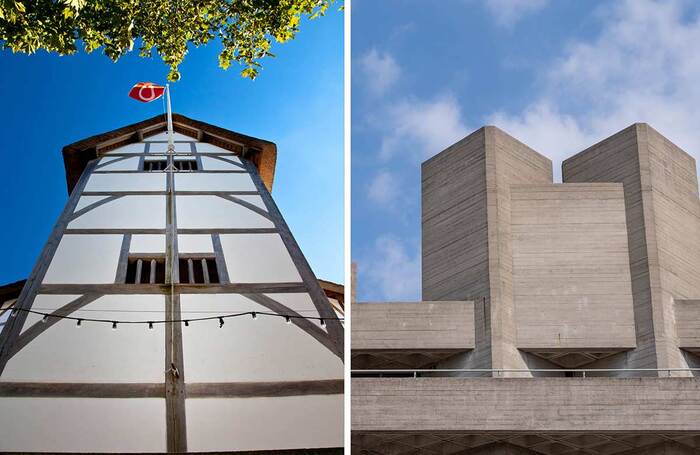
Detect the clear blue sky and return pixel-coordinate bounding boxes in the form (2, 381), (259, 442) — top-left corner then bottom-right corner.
(352, 0), (700, 301)
(0, 9), (344, 285)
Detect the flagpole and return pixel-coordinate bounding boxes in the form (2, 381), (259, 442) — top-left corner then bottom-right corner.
(166, 83), (174, 151)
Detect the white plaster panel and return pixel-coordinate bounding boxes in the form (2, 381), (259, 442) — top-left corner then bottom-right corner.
(200, 156), (242, 170)
(144, 131), (195, 142)
(44, 235), (122, 284)
(220, 234), (301, 283)
(0, 398), (166, 452)
(174, 173), (256, 192)
(84, 173), (166, 192)
(236, 194), (267, 210)
(97, 157), (140, 171)
(68, 196), (165, 229)
(149, 141), (193, 153)
(186, 395), (343, 452)
(98, 156), (123, 164)
(19, 295), (81, 334)
(105, 142), (145, 154)
(180, 294), (342, 382)
(143, 154), (167, 161)
(178, 234), (213, 253)
(195, 142), (237, 154)
(265, 293), (326, 332)
(2, 295), (166, 383)
(176, 196), (273, 229)
(130, 234), (165, 253)
(74, 195), (110, 212)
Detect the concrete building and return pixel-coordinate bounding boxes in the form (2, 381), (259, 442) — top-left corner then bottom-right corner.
(0, 114), (344, 453)
(352, 124), (700, 454)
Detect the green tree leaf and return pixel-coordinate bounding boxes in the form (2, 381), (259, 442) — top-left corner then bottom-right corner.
(0, 0), (337, 81)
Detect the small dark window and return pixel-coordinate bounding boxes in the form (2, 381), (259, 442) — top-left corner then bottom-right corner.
(125, 256), (166, 284)
(179, 256), (219, 284)
(142, 159), (198, 171)
(144, 159), (167, 171)
(174, 159), (198, 171)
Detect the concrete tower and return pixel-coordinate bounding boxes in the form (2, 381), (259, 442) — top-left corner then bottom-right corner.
(352, 124), (700, 454)
(0, 114), (343, 453)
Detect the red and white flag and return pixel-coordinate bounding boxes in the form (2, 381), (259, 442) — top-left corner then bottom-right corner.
(128, 82), (165, 103)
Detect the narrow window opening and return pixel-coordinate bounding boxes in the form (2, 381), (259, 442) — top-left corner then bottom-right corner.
(143, 159), (167, 172)
(174, 159), (198, 171)
(125, 256), (166, 284)
(142, 159), (198, 171)
(179, 256), (219, 284)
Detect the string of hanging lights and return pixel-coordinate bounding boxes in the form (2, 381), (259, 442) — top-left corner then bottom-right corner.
(7, 307), (342, 330)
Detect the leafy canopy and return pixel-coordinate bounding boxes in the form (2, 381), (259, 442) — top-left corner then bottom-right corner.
(0, 0), (334, 81)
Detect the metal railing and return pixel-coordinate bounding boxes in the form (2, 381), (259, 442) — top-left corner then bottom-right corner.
(351, 368), (700, 378)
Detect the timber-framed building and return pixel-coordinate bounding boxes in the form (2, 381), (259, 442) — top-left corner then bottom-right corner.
(0, 114), (344, 453)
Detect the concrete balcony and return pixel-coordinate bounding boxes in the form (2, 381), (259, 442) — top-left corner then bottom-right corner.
(351, 302), (474, 369)
(352, 377), (700, 454)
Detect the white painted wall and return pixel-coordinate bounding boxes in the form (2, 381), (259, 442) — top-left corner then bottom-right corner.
(130, 234), (165, 253)
(178, 234), (213, 253)
(144, 131), (194, 142)
(195, 142), (236, 154)
(0, 398), (166, 452)
(180, 294), (342, 383)
(176, 196), (273, 229)
(75, 195), (111, 211)
(84, 173), (166, 192)
(174, 173), (256, 192)
(68, 196), (166, 229)
(219, 234), (301, 283)
(105, 143), (145, 154)
(44, 234), (122, 284)
(3, 294), (165, 382)
(97, 157), (140, 171)
(235, 194), (267, 210)
(200, 156), (242, 170)
(186, 395), (343, 452)
(267, 293), (326, 331)
(149, 142), (193, 153)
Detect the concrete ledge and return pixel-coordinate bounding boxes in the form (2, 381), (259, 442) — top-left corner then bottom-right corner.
(351, 302), (474, 351)
(351, 377), (700, 432)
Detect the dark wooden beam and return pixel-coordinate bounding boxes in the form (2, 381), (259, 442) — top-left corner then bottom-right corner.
(0, 382), (165, 398)
(186, 379), (343, 398)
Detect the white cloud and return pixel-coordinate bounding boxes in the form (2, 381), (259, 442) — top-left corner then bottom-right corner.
(359, 48), (400, 96)
(484, 0), (549, 27)
(360, 235), (421, 301)
(367, 170), (399, 207)
(488, 0), (700, 182)
(379, 94), (469, 161)
(486, 102), (591, 181)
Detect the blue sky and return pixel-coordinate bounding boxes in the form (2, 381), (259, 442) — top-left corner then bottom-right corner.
(0, 8), (344, 285)
(352, 0), (700, 301)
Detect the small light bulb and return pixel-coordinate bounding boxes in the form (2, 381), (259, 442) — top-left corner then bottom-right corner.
(320, 318), (326, 327)
(285, 316), (291, 325)
(41, 315), (49, 323)
(10, 308), (18, 317)
(76, 319), (82, 327)
(184, 320), (189, 327)
(219, 317), (224, 328)
(251, 312), (257, 320)
(148, 322), (154, 330)
(112, 321), (117, 330)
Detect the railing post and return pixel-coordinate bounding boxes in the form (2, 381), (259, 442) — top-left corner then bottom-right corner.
(413, 371), (417, 378)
